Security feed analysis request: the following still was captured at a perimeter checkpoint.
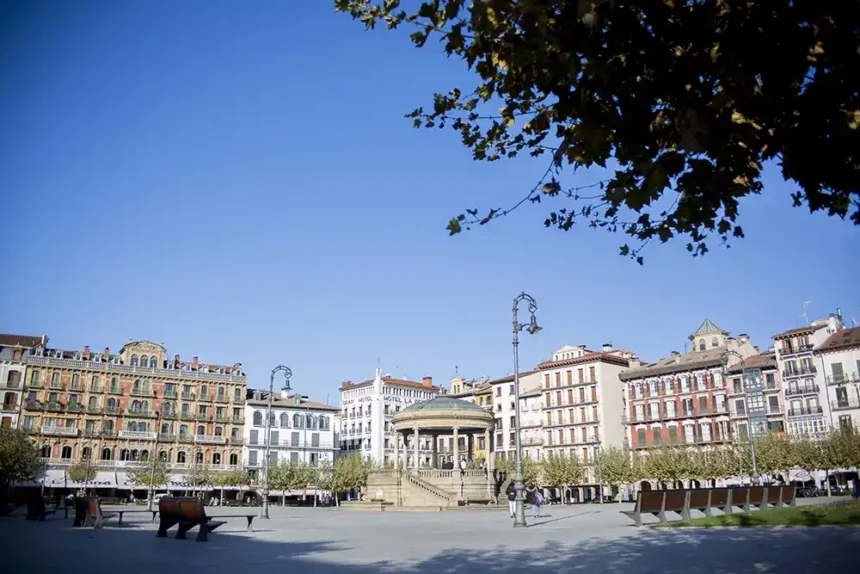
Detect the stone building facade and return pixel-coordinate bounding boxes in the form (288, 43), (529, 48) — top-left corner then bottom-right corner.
(1, 334), (46, 430)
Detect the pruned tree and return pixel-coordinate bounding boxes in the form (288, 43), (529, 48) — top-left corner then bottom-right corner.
(641, 447), (689, 487)
(183, 458), (212, 497)
(540, 452), (583, 502)
(312, 460), (335, 505)
(212, 469), (249, 504)
(0, 428), (40, 514)
(336, 0), (859, 262)
(331, 454), (373, 504)
(128, 457), (170, 488)
(67, 459), (98, 493)
(596, 446), (634, 496)
(754, 433), (796, 483)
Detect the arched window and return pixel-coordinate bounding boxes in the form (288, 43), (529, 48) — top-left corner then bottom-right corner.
(101, 448), (112, 460)
(214, 426), (223, 437)
(181, 403), (189, 415)
(149, 356), (158, 368)
(131, 355), (138, 366)
(698, 339), (705, 351)
(319, 416), (328, 430)
(280, 413), (289, 428)
(110, 376), (118, 390)
(129, 421), (138, 432)
(103, 420), (114, 433)
(196, 425), (205, 436)
(88, 396), (98, 408)
(138, 422), (148, 432)
(293, 414), (304, 428)
(213, 452), (221, 465)
(179, 425), (188, 437)
(40, 445), (51, 458)
(711, 337), (718, 347)
(161, 423), (171, 434)
(107, 397), (117, 409)
(131, 400), (141, 412)
(177, 451), (186, 464)
(159, 450), (168, 461)
(82, 446), (91, 460)
(133, 379), (140, 394)
(231, 427), (239, 439)
(120, 449), (130, 461)
(140, 450), (149, 461)
(196, 451), (204, 464)
(163, 401), (172, 414)
(309, 415), (317, 429)
(229, 453), (238, 466)
(140, 356), (148, 368)
(141, 401), (148, 412)
(253, 411), (263, 426)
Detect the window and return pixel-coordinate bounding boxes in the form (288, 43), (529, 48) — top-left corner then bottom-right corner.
(637, 428), (646, 445)
(177, 451), (186, 463)
(30, 371), (40, 385)
(765, 373), (776, 389)
(768, 396), (780, 413)
(51, 372), (60, 387)
(734, 399), (746, 416)
(293, 413), (304, 428)
(214, 426), (223, 437)
(131, 355), (138, 366)
(839, 415), (853, 430)
(253, 411), (263, 426)
(234, 388), (241, 401)
(196, 425), (205, 436)
(61, 446), (72, 459)
(196, 451), (204, 464)
(589, 366), (595, 381)
(149, 356), (158, 368)
(733, 378), (743, 394)
(831, 362), (845, 383)
(229, 453), (238, 466)
(280, 413), (289, 427)
(201, 385), (208, 398)
(698, 339), (705, 351)
(291, 431), (300, 447)
(213, 453), (221, 465)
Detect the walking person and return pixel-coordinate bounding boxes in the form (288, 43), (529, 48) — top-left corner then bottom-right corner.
(532, 489), (543, 519)
(505, 481), (516, 518)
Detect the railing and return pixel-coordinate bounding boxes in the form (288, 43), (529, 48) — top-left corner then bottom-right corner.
(107, 386), (123, 395)
(89, 385), (102, 393)
(832, 398), (860, 411)
(780, 344), (813, 356)
(24, 400), (43, 411)
(521, 437), (543, 446)
(195, 435), (227, 444)
(159, 433), (176, 441)
(179, 411), (195, 421)
(181, 392), (196, 400)
(40, 457), (73, 466)
(788, 406), (824, 416)
(199, 393), (213, 402)
(127, 409), (155, 417)
(24, 355), (247, 383)
(101, 431), (117, 439)
(215, 395), (229, 403)
(41, 425), (78, 436)
(82, 430), (100, 438)
(69, 383), (83, 392)
(232, 416), (245, 424)
(163, 389), (178, 399)
(105, 406), (122, 415)
(783, 365), (816, 378)
(177, 435), (193, 443)
(826, 373), (860, 386)
(162, 411), (178, 419)
(418, 469), (453, 479)
(45, 402), (65, 412)
(1, 403), (18, 412)
(66, 403), (85, 414)
(401, 469), (453, 503)
(215, 415), (231, 423)
(129, 388), (154, 398)
(230, 437), (244, 446)
(785, 385), (820, 397)
(196, 414), (213, 422)
(118, 430), (157, 439)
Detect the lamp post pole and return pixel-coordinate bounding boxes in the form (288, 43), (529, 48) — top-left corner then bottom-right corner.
(511, 292), (541, 528)
(722, 350), (758, 484)
(147, 410), (162, 511)
(262, 365), (292, 519)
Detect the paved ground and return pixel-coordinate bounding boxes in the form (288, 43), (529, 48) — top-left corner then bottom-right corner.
(3, 498), (857, 573)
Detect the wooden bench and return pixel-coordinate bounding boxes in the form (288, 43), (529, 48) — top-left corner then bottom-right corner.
(157, 498), (256, 542)
(621, 486), (797, 526)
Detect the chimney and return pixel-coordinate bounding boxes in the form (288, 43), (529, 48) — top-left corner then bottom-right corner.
(103, 347), (109, 360)
(602, 343), (613, 352)
(628, 357), (641, 368)
(83, 346), (90, 359)
(192, 356), (199, 369)
(41, 334), (48, 345)
(670, 351), (680, 356)
(738, 333), (750, 344)
(174, 354), (180, 366)
(422, 376), (433, 388)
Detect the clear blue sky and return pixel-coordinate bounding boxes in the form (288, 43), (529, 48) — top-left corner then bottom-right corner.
(1, 1), (857, 402)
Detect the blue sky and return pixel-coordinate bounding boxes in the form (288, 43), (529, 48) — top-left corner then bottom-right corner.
(1, 1), (857, 402)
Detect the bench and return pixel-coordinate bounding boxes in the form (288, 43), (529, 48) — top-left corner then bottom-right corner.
(157, 498), (256, 542)
(24, 495), (58, 521)
(621, 486), (797, 526)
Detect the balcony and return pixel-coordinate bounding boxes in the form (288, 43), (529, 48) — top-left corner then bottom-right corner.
(161, 411), (178, 419)
(826, 373), (860, 386)
(82, 430), (101, 438)
(215, 415), (231, 423)
(195, 435), (227, 445)
(41, 425), (78, 437)
(101, 431), (117, 439)
(832, 398), (860, 411)
(126, 409), (156, 418)
(159, 433), (176, 442)
(780, 344), (813, 356)
(232, 416), (245, 425)
(105, 406), (122, 415)
(129, 388), (154, 398)
(785, 385), (820, 397)
(787, 406), (824, 417)
(162, 389), (178, 399)
(215, 395), (229, 403)
(199, 393), (213, 403)
(69, 383), (84, 392)
(23, 400), (44, 411)
(89, 385), (103, 393)
(229, 437), (244, 446)
(177, 434), (194, 443)
(66, 403), (85, 414)
(181, 392), (196, 401)
(40, 457), (73, 467)
(196, 413), (213, 422)
(45, 401), (65, 413)
(782, 365), (817, 379)
(118, 430), (157, 440)
(1, 403), (17, 412)
(107, 386), (123, 395)
(0, 380), (21, 390)
(179, 411), (195, 421)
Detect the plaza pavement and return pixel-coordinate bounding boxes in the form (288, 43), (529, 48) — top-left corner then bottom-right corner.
(3, 498), (858, 574)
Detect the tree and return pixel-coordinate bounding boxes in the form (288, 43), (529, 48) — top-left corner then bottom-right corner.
(0, 428), (39, 514)
(336, 1), (859, 262)
(67, 459), (97, 492)
(311, 460), (335, 505)
(754, 433), (796, 482)
(641, 447), (690, 487)
(331, 454), (373, 504)
(183, 458), (212, 497)
(212, 469), (249, 504)
(540, 452), (584, 502)
(127, 457), (170, 489)
(596, 447), (634, 495)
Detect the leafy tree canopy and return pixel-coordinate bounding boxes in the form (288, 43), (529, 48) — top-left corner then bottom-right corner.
(128, 457), (170, 487)
(0, 428), (40, 488)
(67, 459), (98, 484)
(337, 0), (859, 261)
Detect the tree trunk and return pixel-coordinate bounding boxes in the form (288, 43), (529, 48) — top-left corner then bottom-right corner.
(220, 487), (224, 505)
(825, 470), (832, 496)
(335, 492), (339, 507)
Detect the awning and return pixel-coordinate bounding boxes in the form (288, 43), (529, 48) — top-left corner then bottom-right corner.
(67, 471), (117, 489)
(115, 472), (206, 490)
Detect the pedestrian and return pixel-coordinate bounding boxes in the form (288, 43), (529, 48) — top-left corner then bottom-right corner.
(459, 457), (467, 472)
(532, 489), (543, 519)
(505, 482), (516, 518)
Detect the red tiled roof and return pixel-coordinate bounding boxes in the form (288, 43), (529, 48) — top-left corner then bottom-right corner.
(726, 352), (778, 373)
(0, 334), (44, 348)
(340, 377), (441, 391)
(817, 327), (860, 353)
(772, 324), (826, 340)
(537, 352), (629, 370)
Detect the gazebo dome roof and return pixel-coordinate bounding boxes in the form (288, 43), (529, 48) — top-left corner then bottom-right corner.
(400, 396), (485, 413)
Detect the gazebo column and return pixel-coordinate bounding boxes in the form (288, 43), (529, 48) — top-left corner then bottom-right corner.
(467, 433), (474, 462)
(484, 429), (491, 468)
(413, 425), (420, 471)
(393, 430), (399, 470)
(452, 426), (459, 468)
(432, 433), (438, 469)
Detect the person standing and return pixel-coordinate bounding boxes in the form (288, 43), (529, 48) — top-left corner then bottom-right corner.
(531, 489), (543, 519)
(505, 482), (516, 518)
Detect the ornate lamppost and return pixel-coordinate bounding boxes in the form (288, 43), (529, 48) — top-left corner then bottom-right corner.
(511, 292), (541, 528)
(147, 410), (162, 511)
(262, 365), (292, 519)
(722, 350), (759, 484)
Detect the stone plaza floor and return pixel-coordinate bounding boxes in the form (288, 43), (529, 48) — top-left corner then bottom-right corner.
(3, 498), (858, 573)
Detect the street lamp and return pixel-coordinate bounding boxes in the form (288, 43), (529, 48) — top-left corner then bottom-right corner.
(511, 292), (541, 528)
(147, 410), (162, 511)
(722, 350), (759, 484)
(262, 365), (292, 519)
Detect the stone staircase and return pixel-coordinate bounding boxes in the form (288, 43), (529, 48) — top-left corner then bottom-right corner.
(365, 469), (456, 508)
(401, 470), (455, 506)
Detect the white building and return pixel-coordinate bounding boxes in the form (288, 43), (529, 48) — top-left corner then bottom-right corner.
(772, 312), (844, 436)
(519, 387), (544, 462)
(243, 388), (339, 476)
(540, 344), (634, 482)
(816, 325), (860, 430)
(489, 370), (542, 462)
(0, 334), (46, 429)
(339, 369), (442, 465)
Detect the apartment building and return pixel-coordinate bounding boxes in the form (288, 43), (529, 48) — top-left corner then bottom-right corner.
(0, 334), (46, 429)
(489, 370), (541, 462)
(816, 326), (860, 430)
(772, 313), (844, 436)
(339, 369), (443, 465)
(519, 387), (544, 462)
(540, 344), (633, 480)
(243, 388), (339, 476)
(447, 376), (493, 462)
(21, 339), (247, 488)
(621, 320), (757, 453)
(725, 351), (785, 440)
